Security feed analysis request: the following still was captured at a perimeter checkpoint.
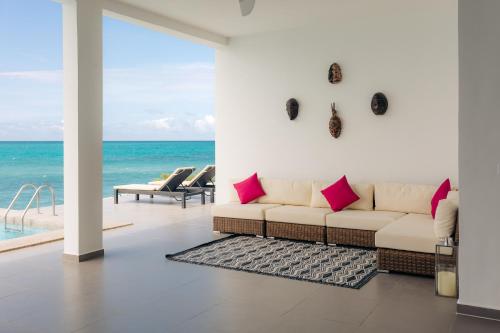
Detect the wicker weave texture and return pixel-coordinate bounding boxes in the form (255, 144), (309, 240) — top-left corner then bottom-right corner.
(213, 217), (265, 236)
(327, 227), (376, 247)
(266, 222), (325, 243)
(377, 248), (435, 276)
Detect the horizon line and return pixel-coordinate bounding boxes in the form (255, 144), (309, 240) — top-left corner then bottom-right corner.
(0, 140), (215, 143)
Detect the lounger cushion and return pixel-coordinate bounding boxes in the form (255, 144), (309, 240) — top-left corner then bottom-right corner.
(148, 180), (165, 186)
(265, 205), (331, 226)
(257, 179), (312, 206)
(212, 203), (281, 220)
(374, 183), (437, 215)
(311, 181), (374, 211)
(326, 210), (406, 231)
(114, 184), (162, 191)
(375, 213), (439, 253)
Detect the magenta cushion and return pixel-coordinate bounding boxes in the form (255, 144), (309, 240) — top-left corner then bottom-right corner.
(431, 178), (451, 219)
(321, 175), (360, 212)
(233, 173), (266, 204)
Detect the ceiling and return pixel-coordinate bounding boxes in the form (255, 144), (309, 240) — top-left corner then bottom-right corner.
(116, 0), (342, 37)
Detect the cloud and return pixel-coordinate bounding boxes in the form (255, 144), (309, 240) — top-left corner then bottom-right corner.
(194, 115), (215, 132)
(0, 120), (64, 140)
(0, 62), (215, 140)
(0, 63), (214, 98)
(49, 120), (64, 132)
(144, 117), (174, 130)
(104, 62), (214, 106)
(0, 70), (62, 83)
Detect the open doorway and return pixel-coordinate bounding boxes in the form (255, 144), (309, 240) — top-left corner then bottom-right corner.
(0, 1), (215, 250)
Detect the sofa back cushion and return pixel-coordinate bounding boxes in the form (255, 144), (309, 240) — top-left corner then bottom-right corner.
(229, 180), (240, 202)
(311, 181), (374, 211)
(434, 199), (458, 238)
(374, 183), (437, 215)
(447, 190), (459, 205)
(257, 178), (312, 206)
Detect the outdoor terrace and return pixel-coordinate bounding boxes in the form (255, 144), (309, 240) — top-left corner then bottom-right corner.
(0, 197), (497, 333)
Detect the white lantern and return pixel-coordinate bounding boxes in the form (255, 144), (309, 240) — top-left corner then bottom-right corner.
(435, 239), (458, 298)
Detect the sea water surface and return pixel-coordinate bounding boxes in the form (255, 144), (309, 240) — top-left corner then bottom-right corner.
(0, 141), (215, 209)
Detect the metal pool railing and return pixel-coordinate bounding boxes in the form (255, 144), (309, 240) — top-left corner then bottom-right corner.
(3, 184), (56, 232)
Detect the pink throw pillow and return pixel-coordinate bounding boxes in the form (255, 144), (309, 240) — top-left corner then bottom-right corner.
(321, 176), (360, 212)
(233, 173), (266, 204)
(431, 178), (451, 219)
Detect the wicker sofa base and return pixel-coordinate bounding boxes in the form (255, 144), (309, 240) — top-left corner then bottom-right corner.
(213, 217), (265, 236)
(213, 217), (439, 276)
(327, 227), (376, 248)
(377, 248), (435, 276)
(266, 221), (325, 243)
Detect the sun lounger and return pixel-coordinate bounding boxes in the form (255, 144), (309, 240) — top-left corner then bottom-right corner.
(149, 165), (216, 203)
(183, 165), (215, 203)
(114, 167), (205, 208)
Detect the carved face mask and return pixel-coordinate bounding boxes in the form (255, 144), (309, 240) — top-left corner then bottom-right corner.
(328, 63), (342, 84)
(286, 98), (299, 120)
(371, 93), (388, 115)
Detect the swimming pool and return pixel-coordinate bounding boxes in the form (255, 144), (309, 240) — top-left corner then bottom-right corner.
(0, 225), (48, 241)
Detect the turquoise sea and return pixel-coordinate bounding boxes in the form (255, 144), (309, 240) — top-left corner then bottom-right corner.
(0, 141), (215, 209)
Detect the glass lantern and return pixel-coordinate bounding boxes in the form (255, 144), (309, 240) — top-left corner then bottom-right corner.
(435, 238), (459, 298)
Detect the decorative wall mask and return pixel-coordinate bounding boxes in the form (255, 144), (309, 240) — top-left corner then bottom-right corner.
(329, 103), (342, 138)
(371, 92), (388, 115)
(286, 98), (299, 120)
(328, 63), (342, 84)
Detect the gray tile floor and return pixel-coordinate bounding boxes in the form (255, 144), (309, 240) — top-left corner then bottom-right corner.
(0, 197), (498, 333)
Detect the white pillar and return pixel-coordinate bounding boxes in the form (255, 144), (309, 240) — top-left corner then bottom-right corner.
(62, 0), (104, 261)
(458, 0), (500, 317)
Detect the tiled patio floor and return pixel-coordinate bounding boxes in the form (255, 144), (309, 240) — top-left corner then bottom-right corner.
(0, 196), (497, 333)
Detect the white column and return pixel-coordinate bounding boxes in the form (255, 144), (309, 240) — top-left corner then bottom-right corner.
(458, 0), (500, 316)
(62, 0), (104, 261)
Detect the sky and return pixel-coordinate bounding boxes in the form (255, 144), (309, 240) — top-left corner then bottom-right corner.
(0, 0), (215, 141)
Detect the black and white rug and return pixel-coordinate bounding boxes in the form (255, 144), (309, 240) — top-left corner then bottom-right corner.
(165, 235), (377, 289)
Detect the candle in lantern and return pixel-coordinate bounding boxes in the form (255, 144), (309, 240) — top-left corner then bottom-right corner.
(437, 271), (457, 297)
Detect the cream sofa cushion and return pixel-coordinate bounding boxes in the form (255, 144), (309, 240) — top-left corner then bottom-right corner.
(310, 181), (374, 211)
(374, 183), (437, 215)
(434, 199), (458, 238)
(375, 213), (439, 253)
(447, 190), (459, 205)
(228, 178), (242, 202)
(257, 178), (312, 206)
(212, 203), (281, 220)
(265, 205), (331, 226)
(326, 210), (406, 231)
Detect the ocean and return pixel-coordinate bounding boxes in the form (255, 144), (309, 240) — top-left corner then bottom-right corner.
(0, 141), (215, 209)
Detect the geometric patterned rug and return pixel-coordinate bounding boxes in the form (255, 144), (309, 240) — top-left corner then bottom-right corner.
(165, 235), (377, 289)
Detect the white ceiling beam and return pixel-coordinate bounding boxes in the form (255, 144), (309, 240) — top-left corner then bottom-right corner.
(102, 0), (229, 48)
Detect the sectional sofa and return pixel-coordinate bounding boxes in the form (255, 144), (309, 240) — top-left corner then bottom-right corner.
(212, 178), (459, 276)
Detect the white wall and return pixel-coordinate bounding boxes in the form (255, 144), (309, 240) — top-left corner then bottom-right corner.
(458, 0), (500, 311)
(215, 0), (458, 202)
